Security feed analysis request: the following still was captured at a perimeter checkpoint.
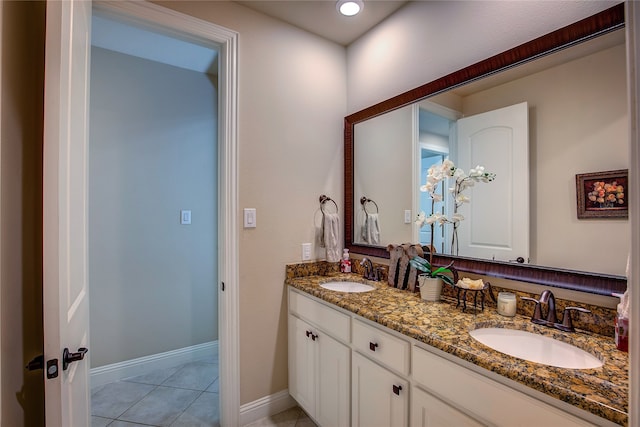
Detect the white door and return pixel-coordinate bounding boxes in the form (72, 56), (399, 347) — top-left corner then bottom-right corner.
(316, 332), (350, 427)
(288, 315), (317, 415)
(43, 0), (92, 425)
(455, 102), (529, 262)
(411, 387), (483, 427)
(352, 352), (408, 427)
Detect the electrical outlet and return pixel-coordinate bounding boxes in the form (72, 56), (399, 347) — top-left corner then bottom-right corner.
(302, 243), (312, 261)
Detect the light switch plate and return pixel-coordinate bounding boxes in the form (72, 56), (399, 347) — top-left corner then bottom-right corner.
(244, 208), (256, 228)
(404, 210), (412, 224)
(181, 210), (192, 225)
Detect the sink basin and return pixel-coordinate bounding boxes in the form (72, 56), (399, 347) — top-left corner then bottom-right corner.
(469, 328), (602, 369)
(319, 281), (375, 293)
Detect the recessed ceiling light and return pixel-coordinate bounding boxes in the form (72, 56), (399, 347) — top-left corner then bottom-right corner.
(337, 0), (363, 17)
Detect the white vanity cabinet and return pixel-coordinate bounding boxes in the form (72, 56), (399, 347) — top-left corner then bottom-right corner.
(411, 386), (483, 427)
(288, 287), (607, 427)
(288, 290), (351, 427)
(352, 351), (409, 427)
(412, 345), (598, 427)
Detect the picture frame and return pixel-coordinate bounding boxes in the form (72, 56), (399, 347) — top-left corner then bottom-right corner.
(576, 169), (628, 219)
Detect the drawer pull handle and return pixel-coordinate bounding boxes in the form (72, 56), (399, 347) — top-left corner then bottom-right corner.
(306, 330), (312, 338)
(393, 385), (402, 395)
(312, 333), (318, 341)
(369, 342), (378, 351)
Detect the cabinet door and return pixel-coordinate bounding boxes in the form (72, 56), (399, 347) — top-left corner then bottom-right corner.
(289, 315), (316, 416)
(317, 332), (350, 427)
(352, 352), (408, 427)
(411, 386), (484, 427)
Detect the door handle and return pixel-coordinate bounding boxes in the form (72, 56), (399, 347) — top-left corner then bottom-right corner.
(63, 347), (88, 371)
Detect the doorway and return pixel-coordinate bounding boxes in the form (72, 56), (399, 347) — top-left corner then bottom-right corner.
(87, 12), (220, 426)
(41, 1), (239, 424)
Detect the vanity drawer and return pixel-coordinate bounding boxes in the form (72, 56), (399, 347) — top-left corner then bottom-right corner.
(352, 318), (410, 375)
(289, 289), (350, 343)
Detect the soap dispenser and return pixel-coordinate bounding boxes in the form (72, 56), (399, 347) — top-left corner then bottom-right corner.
(340, 249), (352, 273)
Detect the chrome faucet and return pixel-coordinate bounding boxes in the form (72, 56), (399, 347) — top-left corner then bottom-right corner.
(360, 257), (380, 281)
(522, 290), (591, 332)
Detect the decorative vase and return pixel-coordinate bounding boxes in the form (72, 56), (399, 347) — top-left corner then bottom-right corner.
(418, 275), (443, 301)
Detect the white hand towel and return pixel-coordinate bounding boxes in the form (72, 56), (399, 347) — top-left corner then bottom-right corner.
(362, 213), (381, 245)
(322, 212), (340, 262)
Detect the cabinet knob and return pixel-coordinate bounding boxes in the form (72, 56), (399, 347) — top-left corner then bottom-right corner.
(393, 384), (402, 395)
(311, 333), (318, 341)
(369, 342), (379, 351)
(306, 330), (312, 338)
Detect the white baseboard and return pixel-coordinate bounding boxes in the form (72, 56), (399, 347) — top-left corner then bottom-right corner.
(90, 341), (218, 388)
(239, 389), (297, 426)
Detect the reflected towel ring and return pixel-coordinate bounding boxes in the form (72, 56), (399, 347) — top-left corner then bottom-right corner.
(360, 196), (379, 214)
(319, 194), (339, 214)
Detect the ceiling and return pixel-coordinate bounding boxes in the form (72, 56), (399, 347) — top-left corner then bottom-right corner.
(234, 0), (409, 46)
(92, 1), (407, 75)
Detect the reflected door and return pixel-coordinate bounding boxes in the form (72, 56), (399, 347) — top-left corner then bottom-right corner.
(455, 102), (529, 262)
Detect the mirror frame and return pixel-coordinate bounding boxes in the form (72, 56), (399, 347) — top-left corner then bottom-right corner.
(344, 3), (627, 295)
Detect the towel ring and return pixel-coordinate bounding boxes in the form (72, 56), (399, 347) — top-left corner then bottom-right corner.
(319, 194), (338, 214)
(360, 196), (379, 214)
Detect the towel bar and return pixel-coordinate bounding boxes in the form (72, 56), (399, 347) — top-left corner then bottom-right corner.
(319, 194), (338, 214)
(360, 196), (379, 214)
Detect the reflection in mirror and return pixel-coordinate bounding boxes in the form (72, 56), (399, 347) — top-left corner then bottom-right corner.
(415, 101), (529, 263)
(345, 5), (627, 294)
(354, 105), (413, 246)
(352, 28), (627, 276)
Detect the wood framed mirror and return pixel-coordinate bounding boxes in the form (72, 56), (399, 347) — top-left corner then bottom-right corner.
(344, 3), (627, 295)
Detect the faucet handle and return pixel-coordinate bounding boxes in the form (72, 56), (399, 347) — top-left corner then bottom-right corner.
(520, 297), (545, 324)
(557, 306), (591, 332)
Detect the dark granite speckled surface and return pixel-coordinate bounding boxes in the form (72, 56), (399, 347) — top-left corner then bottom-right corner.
(285, 262), (629, 426)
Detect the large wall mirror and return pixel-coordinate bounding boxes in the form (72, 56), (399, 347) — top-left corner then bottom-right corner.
(345, 4), (627, 295)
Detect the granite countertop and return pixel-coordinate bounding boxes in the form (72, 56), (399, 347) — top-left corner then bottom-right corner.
(286, 272), (629, 426)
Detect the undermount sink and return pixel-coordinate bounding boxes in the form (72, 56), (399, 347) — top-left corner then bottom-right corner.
(319, 281), (375, 293)
(469, 327), (603, 369)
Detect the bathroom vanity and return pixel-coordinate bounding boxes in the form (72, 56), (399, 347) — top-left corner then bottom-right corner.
(286, 270), (628, 427)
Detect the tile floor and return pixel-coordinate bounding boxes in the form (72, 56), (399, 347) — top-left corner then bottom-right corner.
(91, 358), (220, 427)
(91, 357), (315, 427)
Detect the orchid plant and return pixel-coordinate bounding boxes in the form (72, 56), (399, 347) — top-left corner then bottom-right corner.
(416, 159), (495, 257)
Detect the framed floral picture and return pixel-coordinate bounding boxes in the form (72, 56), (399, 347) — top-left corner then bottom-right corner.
(576, 169), (628, 219)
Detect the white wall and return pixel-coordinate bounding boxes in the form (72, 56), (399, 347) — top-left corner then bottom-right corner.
(89, 47), (218, 367)
(155, 1), (347, 405)
(347, 1), (617, 113)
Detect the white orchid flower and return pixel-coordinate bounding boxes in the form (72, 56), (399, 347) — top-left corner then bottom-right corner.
(451, 213), (465, 223)
(456, 194), (470, 203)
(453, 168), (466, 179)
(441, 159), (455, 175)
(469, 165), (485, 177)
(431, 193), (443, 202)
(415, 211), (427, 227)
